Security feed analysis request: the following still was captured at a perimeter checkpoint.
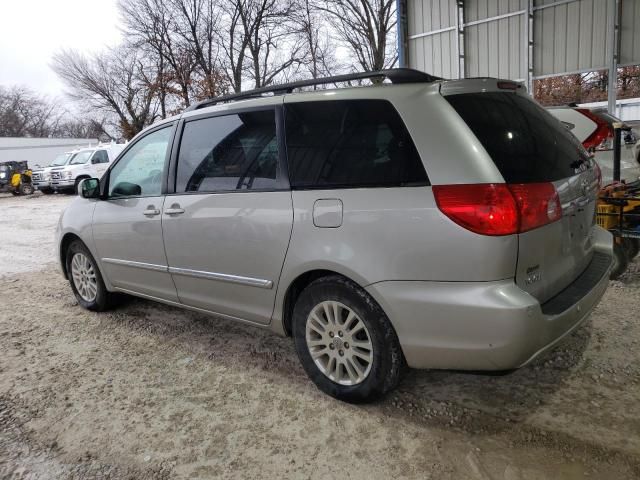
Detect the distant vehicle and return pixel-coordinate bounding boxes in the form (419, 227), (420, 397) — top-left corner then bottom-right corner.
(50, 143), (125, 193)
(32, 151), (76, 194)
(547, 106), (640, 183)
(0, 160), (34, 195)
(57, 69), (613, 402)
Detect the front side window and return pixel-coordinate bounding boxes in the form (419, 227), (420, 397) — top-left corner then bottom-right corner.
(70, 151), (93, 165)
(108, 126), (172, 197)
(176, 110), (279, 193)
(285, 100), (428, 189)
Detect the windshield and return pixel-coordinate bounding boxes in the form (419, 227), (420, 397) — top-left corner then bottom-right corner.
(50, 153), (70, 167)
(70, 151), (93, 165)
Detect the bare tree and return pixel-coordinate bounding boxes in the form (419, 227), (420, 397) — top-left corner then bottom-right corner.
(217, 0), (304, 92)
(52, 48), (160, 139)
(0, 86), (65, 137)
(293, 0), (338, 80)
(119, 0), (196, 110)
(319, 0), (397, 72)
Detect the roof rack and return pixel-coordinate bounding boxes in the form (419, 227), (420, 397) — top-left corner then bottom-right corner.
(185, 68), (441, 112)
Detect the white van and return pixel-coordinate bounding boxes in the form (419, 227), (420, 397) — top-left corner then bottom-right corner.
(50, 143), (125, 193)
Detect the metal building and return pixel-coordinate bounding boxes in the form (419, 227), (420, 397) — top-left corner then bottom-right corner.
(0, 137), (97, 168)
(398, 0), (640, 112)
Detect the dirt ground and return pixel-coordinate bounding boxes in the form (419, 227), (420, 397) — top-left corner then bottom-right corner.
(0, 192), (639, 479)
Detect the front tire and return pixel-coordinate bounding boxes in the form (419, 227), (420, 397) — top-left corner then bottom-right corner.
(292, 275), (404, 403)
(66, 240), (117, 311)
(19, 183), (34, 195)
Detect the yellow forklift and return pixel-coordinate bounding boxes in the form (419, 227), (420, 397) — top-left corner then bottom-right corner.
(0, 161), (35, 196)
(596, 123), (640, 279)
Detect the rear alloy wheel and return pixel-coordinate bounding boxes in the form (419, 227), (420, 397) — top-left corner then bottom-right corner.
(305, 300), (374, 386)
(66, 240), (118, 311)
(293, 275), (404, 403)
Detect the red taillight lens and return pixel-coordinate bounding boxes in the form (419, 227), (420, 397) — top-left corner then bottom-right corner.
(434, 183), (562, 236)
(433, 184), (519, 235)
(508, 182), (562, 232)
(577, 108), (613, 151)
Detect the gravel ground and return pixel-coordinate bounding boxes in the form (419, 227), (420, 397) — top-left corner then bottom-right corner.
(0, 193), (639, 479)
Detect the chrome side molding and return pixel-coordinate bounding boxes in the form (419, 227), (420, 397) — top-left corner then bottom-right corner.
(168, 266), (273, 289)
(101, 258), (273, 289)
(102, 258), (168, 273)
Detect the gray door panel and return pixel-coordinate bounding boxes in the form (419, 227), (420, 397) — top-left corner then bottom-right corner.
(92, 196), (178, 301)
(162, 191), (293, 324)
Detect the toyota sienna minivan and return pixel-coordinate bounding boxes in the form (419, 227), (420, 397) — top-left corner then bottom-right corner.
(56, 69), (613, 402)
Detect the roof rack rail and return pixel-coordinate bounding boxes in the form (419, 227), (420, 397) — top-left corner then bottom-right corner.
(185, 68), (441, 112)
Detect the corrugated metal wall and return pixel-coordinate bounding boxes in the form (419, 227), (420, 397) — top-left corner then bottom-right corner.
(407, 0), (640, 80)
(407, 0), (458, 78)
(465, 0), (527, 79)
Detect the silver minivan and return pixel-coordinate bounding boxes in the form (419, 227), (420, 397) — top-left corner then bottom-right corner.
(56, 69), (613, 402)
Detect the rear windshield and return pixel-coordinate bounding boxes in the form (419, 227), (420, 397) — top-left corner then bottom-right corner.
(446, 92), (589, 183)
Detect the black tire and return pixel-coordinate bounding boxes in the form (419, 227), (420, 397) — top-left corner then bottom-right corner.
(74, 177), (89, 195)
(623, 238), (640, 260)
(66, 240), (118, 311)
(19, 183), (34, 195)
(40, 187), (53, 195)
(292, 275), (404, 403)
(610, 242), (629, 280)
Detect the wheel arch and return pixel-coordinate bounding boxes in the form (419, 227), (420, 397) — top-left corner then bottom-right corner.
(59, 232), (83, 279)
(280, 268), (386, 338)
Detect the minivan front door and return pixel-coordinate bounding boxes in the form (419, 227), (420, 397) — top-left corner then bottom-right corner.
(92, 125), (178, 302)
(162, 109), (293, 324)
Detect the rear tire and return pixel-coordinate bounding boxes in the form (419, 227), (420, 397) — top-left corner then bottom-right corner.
(66, 240), (118, 311)
(292, 275), (404, 403)
(623, 238), (639, 260)
(610, 242), (629, 280)
(19, 183), (34, 195)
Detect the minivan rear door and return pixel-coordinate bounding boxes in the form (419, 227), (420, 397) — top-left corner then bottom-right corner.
(445, 89), (600, 303)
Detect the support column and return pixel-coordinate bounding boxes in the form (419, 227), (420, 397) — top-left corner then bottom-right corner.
(607, 0), (621, 114)
(456, 0), (465, 79)
(397, 0), (409, 68)
(525, 0), (534, 92)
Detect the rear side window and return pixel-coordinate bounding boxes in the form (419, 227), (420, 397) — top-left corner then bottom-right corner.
(176, 110), (279, 193)
(285, 100), (428, 189)
(92, 150), (109, 164)
(446, 93), (589, 183)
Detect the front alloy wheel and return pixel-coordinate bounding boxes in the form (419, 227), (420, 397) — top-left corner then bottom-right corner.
(65, 239), (118, 311)
(71, 252), (98, 302)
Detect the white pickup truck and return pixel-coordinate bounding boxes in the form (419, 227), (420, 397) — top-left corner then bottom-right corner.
(50, 143), (125, 193)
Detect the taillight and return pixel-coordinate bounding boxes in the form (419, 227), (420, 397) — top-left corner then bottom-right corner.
(508, 183), (562, 232)
(577, 109), (613, 151)
(433, 183), (562, 236)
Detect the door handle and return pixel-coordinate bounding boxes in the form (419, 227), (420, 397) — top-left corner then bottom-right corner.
(143, 207), (160, 217)
(164, 204), (185, 215)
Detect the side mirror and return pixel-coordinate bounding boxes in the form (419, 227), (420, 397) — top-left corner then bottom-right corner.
(79, 178), (100, 198)
(111, 181), (141, 197)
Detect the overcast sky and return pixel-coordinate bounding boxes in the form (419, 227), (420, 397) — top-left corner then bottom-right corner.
(0, 0), (121, 98)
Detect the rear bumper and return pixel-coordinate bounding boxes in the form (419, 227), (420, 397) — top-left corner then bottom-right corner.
(366, 227), (613, 370)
